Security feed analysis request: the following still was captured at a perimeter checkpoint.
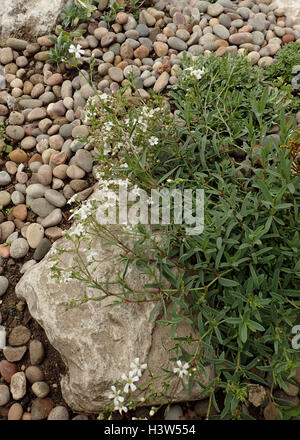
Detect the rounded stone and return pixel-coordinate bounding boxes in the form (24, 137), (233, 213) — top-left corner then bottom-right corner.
(31, 398), (54, 420)
(32, 382), (50, 398)
(37, 165), (53, 186)
(3, 346), (27, 363)
(72, 125), (89, 139)
(8, 325), (31, 346)
(12, 204), (27, 221)
(33, 238), (52, 261)
(27, 107), (47, 122)
(26, 224), (44, 249)
(0, 276), (8, 297)
(108, 67), (124, 83)
(0, 360), (18, 383)
(46, 73), (63, 86)
(10, 372), (26, 400)
(0, 384), (10, 406)
(167, 37), (187, 51)
(31, 198), (55, 218)
(10, 238), (29, 259)
(0, 47), (13, 64)
(8, 111), (24, 125)
(6, 125), (25, 141)
(44, 189), (66, 208)
(21, 136), (36, 150)
(26, 183), (47, 199)
(53, 164), (68, 180)
(213, 24), (230, 40)
(74, 149), (93, 173)
(207, 3), (224, 17)
(48, 406), (69, 420)
(0, 171), (11, 186)
(25, 366), (44, 384)
(229, 32), (253, 45)
(67, 165), (85, 179)
(8, 403), (23, 420)
(0, 191), (11, 207)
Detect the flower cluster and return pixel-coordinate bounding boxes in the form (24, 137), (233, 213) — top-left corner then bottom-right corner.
(108, 358), (147, 415)
(184, 66), (206, 80)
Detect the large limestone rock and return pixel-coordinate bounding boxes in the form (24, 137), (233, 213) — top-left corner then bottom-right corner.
(0, 0), (68, 40)
(15, 191), (215, 413)
(275, 0), (300, 24)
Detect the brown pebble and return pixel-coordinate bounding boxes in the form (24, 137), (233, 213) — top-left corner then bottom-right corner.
(8, 148), (28, 164)
(12, 205), (27, 221)
(25, 366), (45, 384)
(116, 12), (128, 25)
(31, 398), (54, 420)
(0, 360), (18, 383)
(22, 412), (32, 420)
(8, 403), (23, 420)
(8, 325), (31, 346)
(0, 245), (10, 258)
(46, 73), (63, 86)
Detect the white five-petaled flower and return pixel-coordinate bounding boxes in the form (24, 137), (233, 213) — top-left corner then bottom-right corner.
(130, 358), (147, 378)
(173, 360), (189, 378)
(122, 370), (139, 393)
(114, 401), (128, 415)
(184, 67), (206, 80)
(68, 44), (85, 59)
(108, 385), (124, 406)
(149, 136), (159, 146)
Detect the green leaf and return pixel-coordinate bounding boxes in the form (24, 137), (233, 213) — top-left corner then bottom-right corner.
(219, 278), (240, 287)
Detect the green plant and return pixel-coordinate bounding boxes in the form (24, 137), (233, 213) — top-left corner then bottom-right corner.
(0, 122), (13, 155)
(102, 0), (146, 24)
(50, 53), (300, 419)
(48, 27), (85, 64)
(265, 42), (300, 83)
(61, 0), (97, 28)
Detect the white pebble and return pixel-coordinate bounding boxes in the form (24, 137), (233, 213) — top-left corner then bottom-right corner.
(0, 325), (6, 349)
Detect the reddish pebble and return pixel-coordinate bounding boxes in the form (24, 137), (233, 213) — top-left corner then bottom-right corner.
(31, 398), (54, 420)
(282, 34), (295, 44)
(0, 245), (10, 258)
(0, 360), (18, 383)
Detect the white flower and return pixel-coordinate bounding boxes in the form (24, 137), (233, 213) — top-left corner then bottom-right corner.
(67, 194), (78, 205)
(130, 358), (147, 378)
(68, 44), (85, 59)
(108, 385), (125, 406)
(149, 136), (159, 146)
(192, 68), (205, 80)
(122, 370), (139, 393)
(114, 401), (128, 415)
(184, 66), (206, 80)
(173, 360), (189, 378)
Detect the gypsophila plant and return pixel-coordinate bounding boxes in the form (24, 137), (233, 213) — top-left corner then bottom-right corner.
(50, 53), (300, 419)
(265, 42), (300, 84)
(61, 0), (98, 28)
(0, 121), (13, 155)
(48, 27), (85, 65)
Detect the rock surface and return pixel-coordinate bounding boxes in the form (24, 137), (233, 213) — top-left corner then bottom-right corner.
(15, 190), (215, 413)
(0, 0), (68, 40)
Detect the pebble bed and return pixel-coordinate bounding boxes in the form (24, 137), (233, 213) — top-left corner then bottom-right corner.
(0, 0), (300, 420)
